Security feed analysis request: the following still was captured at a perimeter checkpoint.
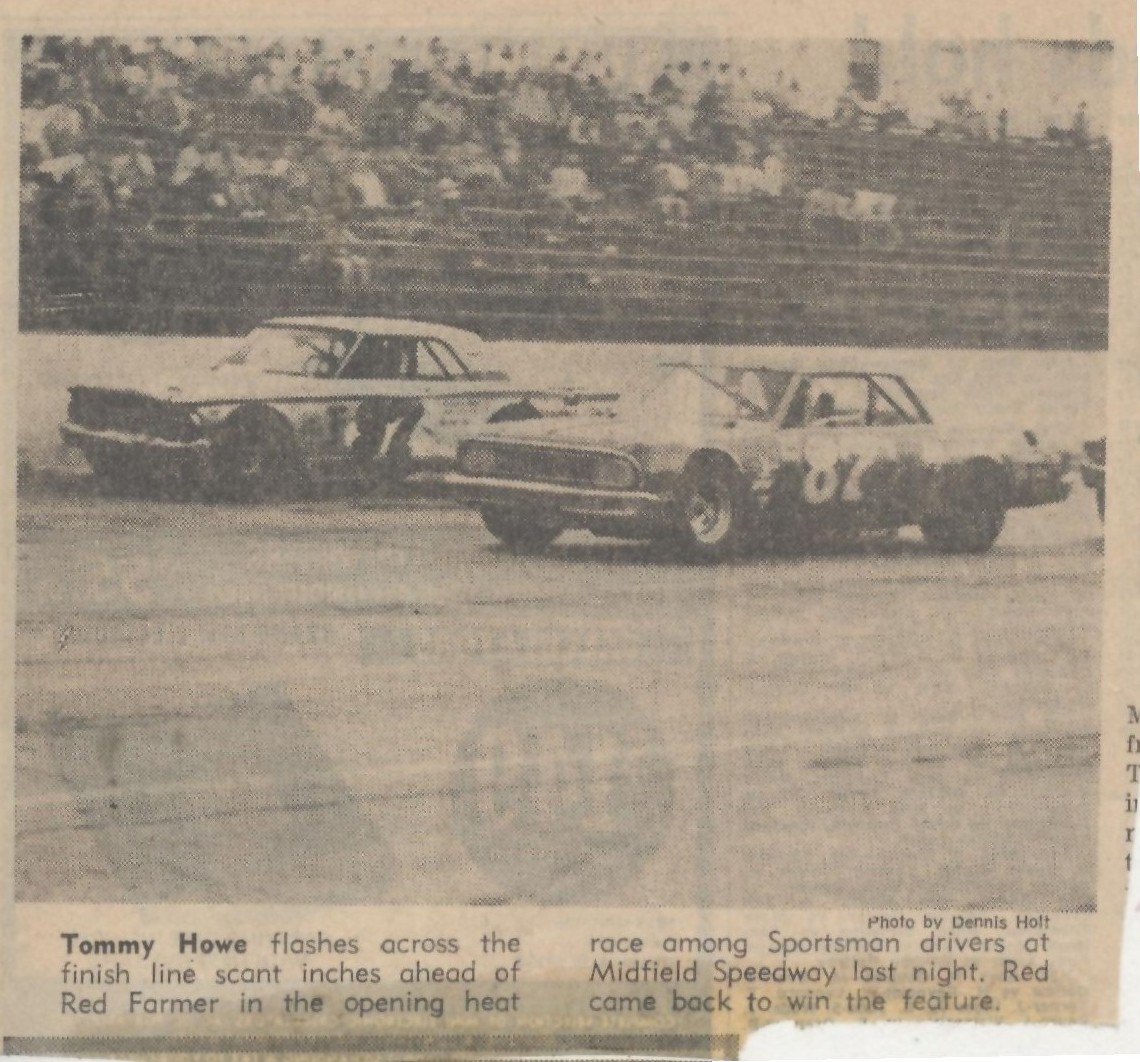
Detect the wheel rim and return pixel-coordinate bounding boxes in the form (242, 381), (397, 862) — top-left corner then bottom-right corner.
(683, 478), (733, 544)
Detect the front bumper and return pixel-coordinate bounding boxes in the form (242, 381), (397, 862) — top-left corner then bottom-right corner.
(1007, 462), (1072, 508)
(1080, 463), (1105, 490)
(422, 472), (670, 527)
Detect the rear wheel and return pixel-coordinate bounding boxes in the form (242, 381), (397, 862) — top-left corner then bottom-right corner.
(210, 414), (304, 503)
(670, 457), (755, 561)
(480, 507), (564, 552)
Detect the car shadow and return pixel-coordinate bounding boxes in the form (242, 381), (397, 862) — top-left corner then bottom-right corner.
(494, 525), (1105, 568)
(492, 531), (941, 569)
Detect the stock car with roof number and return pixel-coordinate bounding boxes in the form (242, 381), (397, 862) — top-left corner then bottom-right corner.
(60, 317), (614, 501)
(429, 360), (1072, 560)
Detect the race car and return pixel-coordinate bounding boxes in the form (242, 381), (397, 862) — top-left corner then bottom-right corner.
(431, 361), (1072, 560)
(1080, 437), (1105, 520)
(60, 317), (612, 501)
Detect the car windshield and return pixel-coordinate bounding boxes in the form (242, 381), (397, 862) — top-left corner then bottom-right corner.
(216, 327), (356, 376)
(624, 364), (793, 421)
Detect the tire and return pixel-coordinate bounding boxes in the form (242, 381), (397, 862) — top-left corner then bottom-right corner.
(670, 457), (755, 562)
(921, 496), (1006, 554)
(480, 507), (563, 552)
(209, 413), (303, 504)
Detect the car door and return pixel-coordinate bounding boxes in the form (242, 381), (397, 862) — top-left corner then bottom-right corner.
(398, 339), (510, 463)
(782, 373), (928, 527)
(337, 337), (505, 467)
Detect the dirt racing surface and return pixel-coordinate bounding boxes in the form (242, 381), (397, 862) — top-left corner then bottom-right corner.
(15, 487), (1101, 909)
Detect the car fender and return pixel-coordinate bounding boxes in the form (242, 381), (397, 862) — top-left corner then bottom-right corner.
(683, 447), (746, 474)
(923, 455), (1011, 515)
(209, 402), (301, 453)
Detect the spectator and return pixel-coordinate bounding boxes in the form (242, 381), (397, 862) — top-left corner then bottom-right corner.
(16, 33), (1113, 254)
(545, 154), (600, 207)
(851, 189), (901, 247)
(802, 182), (857, 242)
(757, 141), (788, 198)
(651, 157), (689, 196)
(105, 140), (157, 209)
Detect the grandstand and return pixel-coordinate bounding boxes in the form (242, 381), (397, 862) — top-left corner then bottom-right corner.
(19, 36), (1110, 348)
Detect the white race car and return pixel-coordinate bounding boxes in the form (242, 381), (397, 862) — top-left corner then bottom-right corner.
(61, 316), (611, 501)
(435, 361), (1073, 560)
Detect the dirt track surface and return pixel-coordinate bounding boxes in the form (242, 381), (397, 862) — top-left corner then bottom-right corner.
(15, 489), (1102, 908)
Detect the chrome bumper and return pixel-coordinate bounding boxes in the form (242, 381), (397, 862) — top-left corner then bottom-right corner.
(422, 472), (668, 521)
(60, 421), (210, 452)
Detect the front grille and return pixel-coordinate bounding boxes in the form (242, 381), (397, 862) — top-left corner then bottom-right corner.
(68, 388), (200, 443)
(461, 441), (639, 488)
(492, 445), (600, 485)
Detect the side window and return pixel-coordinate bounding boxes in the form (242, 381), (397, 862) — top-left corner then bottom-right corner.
(804, 377), (870, 427)
(869, 377), (924, 426)
(340, 337), (416, 381)
(410, 340), (454, 380)
(783, 380), (811, 428)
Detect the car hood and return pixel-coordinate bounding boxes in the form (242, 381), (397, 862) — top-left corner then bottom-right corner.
(473, 412), (1072, 464)
(473, 408), (776, 450)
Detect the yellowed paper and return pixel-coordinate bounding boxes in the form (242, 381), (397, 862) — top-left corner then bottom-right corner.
(3, 0), (1138, 1057)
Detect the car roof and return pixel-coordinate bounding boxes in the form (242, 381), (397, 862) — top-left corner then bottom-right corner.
(660, 361), (906, 379)
(265, 316), (485, 351)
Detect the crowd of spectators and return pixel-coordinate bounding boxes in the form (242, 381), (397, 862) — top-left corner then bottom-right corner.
(21, 35), (1106, 246)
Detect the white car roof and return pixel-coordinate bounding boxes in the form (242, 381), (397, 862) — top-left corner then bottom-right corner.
(265, 316), (486, 353)
(661, 360), (905, 378)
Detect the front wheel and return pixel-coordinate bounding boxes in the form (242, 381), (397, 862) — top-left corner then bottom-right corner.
(480, 507), (564, 552)
(920, 500), (1006, 554)
(670, 459), (754, 561)
(209, 415), (304, 503)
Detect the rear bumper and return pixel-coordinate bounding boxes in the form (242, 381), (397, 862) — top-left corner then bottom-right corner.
(61, 421), (210, 453)
(421, 472), (669, 527)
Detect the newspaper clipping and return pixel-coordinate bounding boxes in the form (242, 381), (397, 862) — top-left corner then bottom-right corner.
(3, 0), (1138, 1057)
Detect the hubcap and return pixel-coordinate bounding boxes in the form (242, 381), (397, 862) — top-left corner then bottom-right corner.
(684, 480), (733, 544)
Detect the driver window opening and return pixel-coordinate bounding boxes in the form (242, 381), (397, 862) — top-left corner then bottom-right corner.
(339, 336), (418, 380)
(800, 377), (871, 427)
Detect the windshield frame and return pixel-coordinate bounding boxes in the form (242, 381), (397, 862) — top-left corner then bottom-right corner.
(214, 324), (360, 377)
(635, 362), (796, 422)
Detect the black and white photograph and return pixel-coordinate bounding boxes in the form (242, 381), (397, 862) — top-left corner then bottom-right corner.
(13, 30), (1113, 917)
(7, 1), (1140, 1049)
